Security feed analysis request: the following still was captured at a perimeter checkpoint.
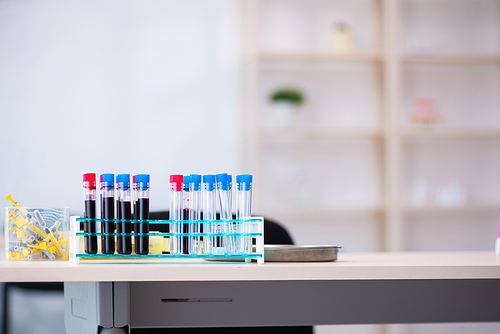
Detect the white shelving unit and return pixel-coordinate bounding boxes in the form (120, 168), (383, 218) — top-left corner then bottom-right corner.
(241, 0), (500, 255)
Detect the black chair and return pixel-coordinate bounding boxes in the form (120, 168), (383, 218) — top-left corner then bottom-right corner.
(1, 282), (64, 334)
(146, 211), (313, 334)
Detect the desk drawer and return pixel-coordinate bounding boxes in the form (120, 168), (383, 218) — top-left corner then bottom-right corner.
(129, 281), (316, 328)
(128, 279), (500, 328)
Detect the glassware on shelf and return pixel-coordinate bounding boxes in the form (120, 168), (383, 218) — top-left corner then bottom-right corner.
(409, 98), (443, 131)
(330, 23), (354, 54)
(412, 179), (429, 207)
(434, 181), (467, 208)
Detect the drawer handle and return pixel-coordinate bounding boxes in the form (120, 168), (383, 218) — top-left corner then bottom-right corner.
(161, 298), (233, 303)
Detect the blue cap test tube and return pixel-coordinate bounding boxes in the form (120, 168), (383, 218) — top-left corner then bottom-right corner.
(169, 175), (183, 255)
(227, 174), (239, 254)
(134, 174), (150, 255)
(116, 174), (132, 255)
(202, 175), (216, 255)
(100, 173), (115, 255)
(237, 174), (253, 254)
(189, 174), (202, 255)
(216, 173), (233, 255)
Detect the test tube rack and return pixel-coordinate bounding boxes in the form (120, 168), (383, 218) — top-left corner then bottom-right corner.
(70, 216), (264, 264)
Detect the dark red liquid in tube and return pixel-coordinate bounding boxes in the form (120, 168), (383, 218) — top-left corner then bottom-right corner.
(84, 199), (97, 254)
(101, 196), (115, 254)
(117, 201), (132, 255)
(182, 208), (190, 254)
(135, 198), (150, 255)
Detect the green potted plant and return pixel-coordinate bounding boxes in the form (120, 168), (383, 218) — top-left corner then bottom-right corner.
(268, 87), (305, 126)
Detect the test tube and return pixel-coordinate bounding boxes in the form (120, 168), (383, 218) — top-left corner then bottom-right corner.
(189, 174), (202, 255)
(132, 175), (138, 252)
(181, 176), (190, 254)
(100, 173), (115, 255)
(169, 174), (183, 255)
(83, 173), (97, 254)
(116, 174), (132, 255)
(132, 175), (137, 218)
(227, 174), (233, 211)
(134, 174), (150, 255)
(227, 174), (237, 254)
(202, 175), (216, 255)
(237, 174), (253, 254)
(216, 173), (231, 254)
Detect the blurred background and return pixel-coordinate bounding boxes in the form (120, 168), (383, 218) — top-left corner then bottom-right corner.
(1, 0), (500, 333)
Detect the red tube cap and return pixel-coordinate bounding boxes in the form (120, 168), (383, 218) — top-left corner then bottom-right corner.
(83, 173), (96, 189)
(170, 175), (183, 191)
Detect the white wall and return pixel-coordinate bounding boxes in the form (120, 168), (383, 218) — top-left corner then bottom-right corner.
(0, 0), (241, 215)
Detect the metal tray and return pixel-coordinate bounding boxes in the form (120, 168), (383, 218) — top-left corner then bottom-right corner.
(264, 245), (341, 262)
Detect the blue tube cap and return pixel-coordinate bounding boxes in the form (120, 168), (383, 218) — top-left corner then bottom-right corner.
(237, 174), (253, 191)
(100, 173), (114, 188)
(116, 174), (131, 190)
(189, 174), (201, 191)
(216, 173), (229, 191)
(203, 175), (216, 191)
(135, 174), (150, 191)
(183, 175), (190, 190)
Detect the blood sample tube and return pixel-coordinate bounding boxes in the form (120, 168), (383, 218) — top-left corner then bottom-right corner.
(202, 175), (216, 255)
(189, 174), (202, 255)
(83, 173), (97, 254)
(134, 174), (150, 255)
(132, 175), (137, 219)
(100, 173), (115, 255)
(169, 175), (183, 255)
(116, 174), (132, 255)
(181, 175), (190, 254)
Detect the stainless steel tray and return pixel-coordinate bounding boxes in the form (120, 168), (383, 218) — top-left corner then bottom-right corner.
(264, 245), (341, 262)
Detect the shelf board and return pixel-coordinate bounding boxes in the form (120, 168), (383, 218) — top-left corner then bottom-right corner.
(404, 205), (500, 215)
(259, 126), (384, 139)
(257, 203), (500, 217)
(402, 54), (500, 65)
(258, 52), (383, 63)
(402, 127), (500, 139)
(257, 204), (385, 218)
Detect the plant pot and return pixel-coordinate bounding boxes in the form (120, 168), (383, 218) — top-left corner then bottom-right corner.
(270, 102), (298, 127)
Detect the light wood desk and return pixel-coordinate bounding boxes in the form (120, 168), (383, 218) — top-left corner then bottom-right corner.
(1, 252), (500, 333)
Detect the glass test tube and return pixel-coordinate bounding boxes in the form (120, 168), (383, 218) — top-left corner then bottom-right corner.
(237, 174), (253, 254)
(216, 173), (231, 254)
(116, 174), (132, 255)
(169, 174), (183, 255)
(181, 176), (190, 254)
(227, 174), (237, 254)
(83, 173), (97, 254)
(134, 174), (150, 255)
(132, 175), (137, 220)
(202, 175), (216, 255)
(189, 174), (202, 255)
(228, 174), (233, 213)
(100, 173), (115, 255)
(132, 175), (137, 253)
